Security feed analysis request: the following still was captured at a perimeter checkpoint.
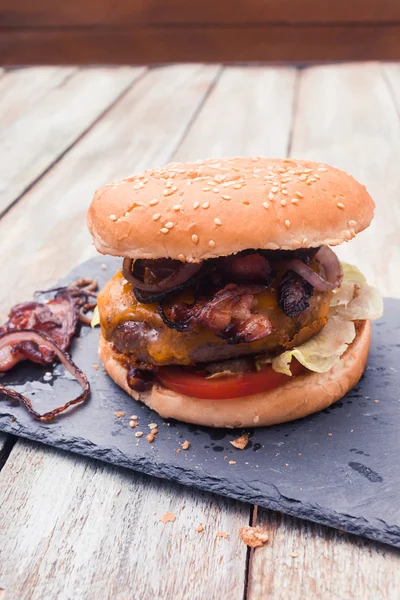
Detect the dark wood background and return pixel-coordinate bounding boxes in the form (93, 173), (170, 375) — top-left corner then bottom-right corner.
(1, 1), (400, 66)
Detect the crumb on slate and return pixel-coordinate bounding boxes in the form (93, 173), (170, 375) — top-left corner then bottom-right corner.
(130, 415), (139, 420)
(114, 411), (125, 418)
(135, 431), (143, 438)
(239, 526), (269, 548)
(229, 460), (236, 465)
(92, 363), (99, 371)
(161, 512), (176, 524)
(175, 448), (181, 454)
(289, 551), (299, 558)
(147, 429), (158, 443)
(129, 421), (138, 428)
(148, 423), (158, 430)
(374, 399), (379, 404)
(230, 434), (249, 450)
(181, 440), (190, 450)
(196, 524), (204, 533)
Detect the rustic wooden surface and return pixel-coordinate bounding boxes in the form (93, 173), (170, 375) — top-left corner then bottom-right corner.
(0, 64), (399, 599)
(4, 26), (400, 65)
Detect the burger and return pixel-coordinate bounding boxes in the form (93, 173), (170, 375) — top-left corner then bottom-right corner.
(87, 157), (382, 428)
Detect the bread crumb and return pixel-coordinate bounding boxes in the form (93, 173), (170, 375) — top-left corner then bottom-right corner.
(230, 434), (249, 450)
(135, 431), (143, 438)
(101, 263), (107, 270)
(196, 524), (204, 533)
(175, 448), (181, 454)
(130, 415), (139, 420)
(114, 411), (125, 418)
(161, 512), (176, 524)
(374, 399), (379, 404)
(239, 526), (269, 548)
(181, 440), (190, 450)
(129, 421), (138, 428)
(229, 460), (237, 465)
(92, 363), (99, 371)
(216, 531), (229, 539)
(147, 430), (158, 443)
(328, 433), (333, 437)
(149, 423), (158, 430)
(289, 551), (299, 558)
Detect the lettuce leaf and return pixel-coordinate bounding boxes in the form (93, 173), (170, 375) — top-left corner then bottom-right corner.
(272, 317), (356, 375)
(270, 262), (382, 376)
(91, 305), (100, 328)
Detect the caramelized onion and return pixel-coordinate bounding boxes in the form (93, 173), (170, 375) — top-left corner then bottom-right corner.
(283, 247), (342, 292)
(123, 258), (202, 293)
(0, 329), (90, 421)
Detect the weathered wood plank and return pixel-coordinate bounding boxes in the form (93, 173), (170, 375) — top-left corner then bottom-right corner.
(290, 62), (400, 298)
(0, 433), (8, 461)
(0, 67), (76, 127)
(0, 440), (249, 600)
(3, 26), (400, 66)
(0, 66), (143, 217)
(174, 66), (296, 161)
(248, 512), (400, 600)
(248, 62), (400, 599)
(2, 0), (400, 26)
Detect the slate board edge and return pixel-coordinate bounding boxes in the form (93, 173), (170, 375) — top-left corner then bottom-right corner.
(1, 418), (399, 549)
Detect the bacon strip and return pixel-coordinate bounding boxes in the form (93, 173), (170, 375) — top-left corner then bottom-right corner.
(162, 284), (274, 344)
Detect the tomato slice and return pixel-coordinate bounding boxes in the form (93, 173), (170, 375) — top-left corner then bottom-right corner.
(156, 360), (305, 400)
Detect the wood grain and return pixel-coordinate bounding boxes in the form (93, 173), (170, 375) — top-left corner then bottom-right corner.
(0, 67), (142, 217)
(3, 25), (400, 66)
(0, 440), (249, 600)
(0, 67), (76, 127)
(2, 0), (399, 26)
(290, 62), (400, 298)
(248, 511), (400, 600)
(174, 66), (296, 161)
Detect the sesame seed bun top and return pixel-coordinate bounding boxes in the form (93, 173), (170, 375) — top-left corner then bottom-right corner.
(87, 157), (375, 262)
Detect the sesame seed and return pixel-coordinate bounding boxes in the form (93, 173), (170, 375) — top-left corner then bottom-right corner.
(233, 184), (242, 189)
(202, 202), (210, 209)
(313, 174), (320, 179)
(299, 174), (307, 181)
(263, 202), (269, 209)
(207, 181), (215, 186)
(302, 237), (307, 244)
(214, 218), (222, 226)
(278, 167), (286, 173)
(303, 168), (312, 173)
(281, 199), (287, 206)
(291, 198), (299, 204)
(285, 219), (291, 228)
(317, 167), (328, 172)
(268, 192), (274, 200)
(165, 222), (174, 229)
(124, 211), (130, 217)
(282, 189), (288, 195)
(296, 191), (304, 198)
(149, 199), (159, 206)
(173, 205), (181, 211)
(337, 202), (345, 209)
(192, 234), (199, 244)
(349, 219), (357, 227)
(209, 240), (216, 248)
(152, 213), (161, 221)
(213, 187), (219, 193)
(308, 177), (317, 183)
(202, 187), (211, 192)
(222, 194), (231, 200)
(161, 228), (169, 234)
(193, 202), (200, 209)
(109, 214), (117, 221)
(271, 186), (278, 193)
(178, 253), (186, 261)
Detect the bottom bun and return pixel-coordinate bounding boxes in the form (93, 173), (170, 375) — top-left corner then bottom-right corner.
(98, 320), (371, 428)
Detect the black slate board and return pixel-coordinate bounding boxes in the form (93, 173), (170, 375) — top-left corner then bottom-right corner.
(1, 256), (399, 548)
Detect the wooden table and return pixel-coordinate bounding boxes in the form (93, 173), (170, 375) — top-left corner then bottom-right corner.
(0, 63), (399, 600)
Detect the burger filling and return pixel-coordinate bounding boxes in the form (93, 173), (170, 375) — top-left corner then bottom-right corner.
(95, 246), (383, 398)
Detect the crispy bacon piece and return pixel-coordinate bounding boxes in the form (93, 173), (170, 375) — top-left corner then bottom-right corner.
(0, 279), (97, 372)
(221, 252), (271, 282)
(278, 270), (313, 318)
(162, 284), (274, 344)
